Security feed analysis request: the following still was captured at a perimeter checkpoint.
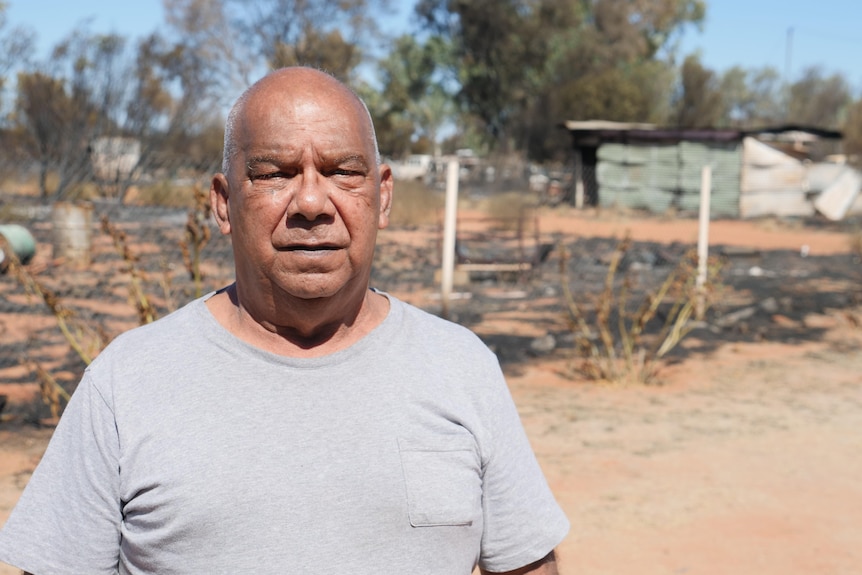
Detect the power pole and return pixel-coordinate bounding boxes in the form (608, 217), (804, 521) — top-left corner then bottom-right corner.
(784, 26), (794, 120)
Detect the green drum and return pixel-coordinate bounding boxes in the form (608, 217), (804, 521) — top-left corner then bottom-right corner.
(0, 224), (36, 272)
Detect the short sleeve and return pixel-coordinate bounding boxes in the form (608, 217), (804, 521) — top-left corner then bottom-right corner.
(0, 372), (122, 575)
(478, 368), (570, 573)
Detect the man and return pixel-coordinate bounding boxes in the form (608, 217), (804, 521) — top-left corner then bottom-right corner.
(0, 67), (568, 574)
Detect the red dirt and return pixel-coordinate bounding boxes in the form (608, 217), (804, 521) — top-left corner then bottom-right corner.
(2, 207), (861, 574)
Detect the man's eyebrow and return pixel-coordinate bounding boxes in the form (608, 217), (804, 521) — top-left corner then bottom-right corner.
(244, 155), (279, 169)
(331, 154), (370, 169)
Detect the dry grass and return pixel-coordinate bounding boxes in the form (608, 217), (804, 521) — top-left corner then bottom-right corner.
(560, 233), (725, 385)
(128, 181), (202, 208)
(466, 191), (538, 231)
(1, 195), (212, 416)
(0, 174), (50, 197)
(179, 186), (214, 299)
(389, 179), (443, 227)
(0, 235), (104, 416)
(850, 227), (862, 259)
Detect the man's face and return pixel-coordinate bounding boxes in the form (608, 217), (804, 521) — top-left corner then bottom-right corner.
(217, 78), (392, 303)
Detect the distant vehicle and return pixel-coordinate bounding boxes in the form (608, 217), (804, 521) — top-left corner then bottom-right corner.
(389, 154), (433, 181)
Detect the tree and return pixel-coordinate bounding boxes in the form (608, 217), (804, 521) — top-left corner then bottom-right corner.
(13, 29), (129, 201)
(14, 73), (74, 200)
(271, 29), (361, 79)
(416, 0), (705, 160)
(787, 66), (851, 129)
(0, 1), (35, 106)
(591, 0), (705, 62)
(119, 29), (228, 198)
(417, 0), (552, 151)
(0, 2), (36, 175)
(65, 0), (238, 201)
(162, 0), (254, 93)
(365, 34), (454, 158)
(223, 0), (391, 82)
(672, 54), (723, 128)
(742, 67), (782, 126)
(11, 16), (228, 203)
(843, 98), (862, 167)
(718, 66), (784, 128)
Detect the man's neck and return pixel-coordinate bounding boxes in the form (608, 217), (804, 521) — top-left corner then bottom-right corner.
(206, 283), (389, 358)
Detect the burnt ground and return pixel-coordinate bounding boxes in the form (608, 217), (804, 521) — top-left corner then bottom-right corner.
(1, 198), (861, 421)
(2, 197), (862, 575)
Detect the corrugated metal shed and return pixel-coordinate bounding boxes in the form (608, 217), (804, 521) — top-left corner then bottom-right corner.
(563, 122), (848, 219)
(596, 141), (741, 217)
(677, 141), (741, 217)
(738, 137), (811, 218)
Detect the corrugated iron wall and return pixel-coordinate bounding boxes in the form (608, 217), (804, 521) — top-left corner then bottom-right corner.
(596, 141), (742, 217)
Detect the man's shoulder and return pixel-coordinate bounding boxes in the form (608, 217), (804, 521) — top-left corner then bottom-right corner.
(385, 295), (496, 363)
(91, 296), (210, 364)
(390, 296), (484, 342)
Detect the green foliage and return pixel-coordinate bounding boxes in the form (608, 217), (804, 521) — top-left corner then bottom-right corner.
(272, 29), (361, 79)
(788, 66), (852, 129)
(362, 34), (454, 158)
(719, 65), (784, 127)
(417, 0), (705, 161)
(418, 0), (567, 149)
(0, 0), (860, 189)
(223, 0), (389, 81)
(673, 54), (724, 127)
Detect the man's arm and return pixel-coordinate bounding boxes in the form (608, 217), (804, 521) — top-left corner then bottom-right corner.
(481, 551), (559, 575)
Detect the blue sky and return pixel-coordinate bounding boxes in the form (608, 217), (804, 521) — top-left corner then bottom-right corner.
(678, 1), (862, 90)
(6, 0), (862, 92)
(6, 0), (165, 50)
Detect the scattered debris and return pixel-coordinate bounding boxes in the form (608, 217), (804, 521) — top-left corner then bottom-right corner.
(715, 306), (758, 328)
(529, 334), (557, 355)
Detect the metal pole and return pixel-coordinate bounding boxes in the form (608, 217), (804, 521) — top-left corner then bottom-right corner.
(696, 165), (712, 320)
(441, 159), (459, 319)
(784, 27), (794, 120)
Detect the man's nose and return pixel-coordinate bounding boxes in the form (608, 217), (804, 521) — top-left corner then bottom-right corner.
(287, 169), (333, 221)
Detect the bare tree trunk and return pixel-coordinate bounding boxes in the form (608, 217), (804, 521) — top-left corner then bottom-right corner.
(39, 162), (48, 203)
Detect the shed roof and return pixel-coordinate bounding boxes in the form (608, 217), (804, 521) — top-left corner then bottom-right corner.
(561, 121), (843, 147)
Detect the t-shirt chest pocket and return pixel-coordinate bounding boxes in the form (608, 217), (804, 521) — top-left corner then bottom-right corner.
(398, 437), (483, 527)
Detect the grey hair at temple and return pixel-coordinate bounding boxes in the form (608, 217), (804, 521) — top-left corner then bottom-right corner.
(220, 67), (381, 178)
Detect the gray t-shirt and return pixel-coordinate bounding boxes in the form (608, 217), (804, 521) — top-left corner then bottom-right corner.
(0, 293), (568, 574)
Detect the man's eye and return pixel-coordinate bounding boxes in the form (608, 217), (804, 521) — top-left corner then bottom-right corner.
(331, 168), (363, 177)
(252, 171), (290, 180)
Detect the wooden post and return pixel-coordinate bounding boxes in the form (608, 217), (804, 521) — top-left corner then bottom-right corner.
(573, 148), (584, 209)
(440, 159), (459, 319)
(696, 165), (712, 320)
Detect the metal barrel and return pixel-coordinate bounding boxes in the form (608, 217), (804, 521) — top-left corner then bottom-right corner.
(0, 223), (37, 271)
(51, 201), (93, 266)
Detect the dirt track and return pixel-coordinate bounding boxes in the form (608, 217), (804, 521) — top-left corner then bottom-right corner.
(1, 206), (861, 574)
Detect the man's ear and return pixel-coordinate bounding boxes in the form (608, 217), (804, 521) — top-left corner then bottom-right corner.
(210, 173), (232, 236)
(377, 164), (393, 230)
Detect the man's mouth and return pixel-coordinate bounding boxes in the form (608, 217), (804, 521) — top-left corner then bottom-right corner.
(279, 244), (341, 252)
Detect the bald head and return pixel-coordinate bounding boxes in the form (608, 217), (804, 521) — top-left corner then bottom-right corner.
(222, 67), (380, 178)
